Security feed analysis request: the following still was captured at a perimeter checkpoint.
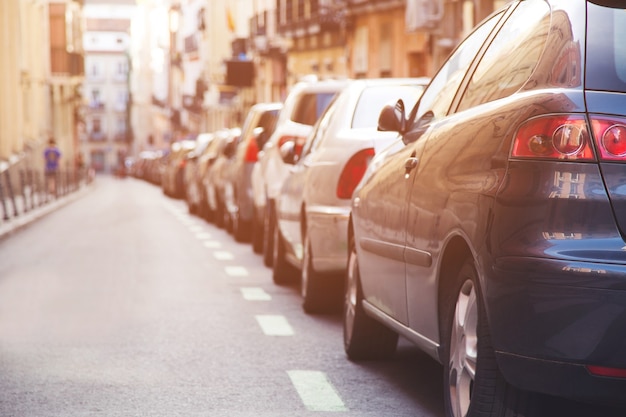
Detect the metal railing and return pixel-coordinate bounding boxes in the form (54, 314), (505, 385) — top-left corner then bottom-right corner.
(0, 167), (91, 224)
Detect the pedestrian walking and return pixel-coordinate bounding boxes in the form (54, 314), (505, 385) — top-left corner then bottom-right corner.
(44, 138), (61, 197)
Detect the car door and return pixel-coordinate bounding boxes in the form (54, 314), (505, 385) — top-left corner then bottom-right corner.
(278, 96), (339, 262)
(402, 2), (551, 342)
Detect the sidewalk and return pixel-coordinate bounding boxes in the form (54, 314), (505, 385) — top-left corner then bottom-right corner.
(0, 181), (94, 241)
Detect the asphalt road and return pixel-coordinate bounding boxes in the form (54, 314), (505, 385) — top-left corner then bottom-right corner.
(0, 176), (624, 417)
(0, 177), (444, 417)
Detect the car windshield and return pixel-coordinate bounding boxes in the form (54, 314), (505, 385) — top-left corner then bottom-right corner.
(585, 2), (626, 92)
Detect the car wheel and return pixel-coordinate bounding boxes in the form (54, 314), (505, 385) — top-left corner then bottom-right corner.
(343, 236), (398, 360)
(214, 197), (225, 229)
(272, 218), (297, 285)
(251, 207), (264, 254)
(262, 200), (274, 267)
(442, 259), (535, 417)
(233, 212), (250, 243)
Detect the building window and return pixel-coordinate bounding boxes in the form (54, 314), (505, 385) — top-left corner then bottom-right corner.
(380, 22), (392, 76)
(354, 26), (369, 75)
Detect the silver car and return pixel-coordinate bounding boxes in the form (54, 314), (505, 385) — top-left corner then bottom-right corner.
(274, 78), (428, 313)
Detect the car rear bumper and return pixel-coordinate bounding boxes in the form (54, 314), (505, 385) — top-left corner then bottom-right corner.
(486, 256), (626, 405)
(307, 205), (350, 273)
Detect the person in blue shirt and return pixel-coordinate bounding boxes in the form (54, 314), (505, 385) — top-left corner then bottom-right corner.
(44, 138), (61, 196)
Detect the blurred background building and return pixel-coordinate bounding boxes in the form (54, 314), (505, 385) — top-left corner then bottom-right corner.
(1, 0), (511, 177)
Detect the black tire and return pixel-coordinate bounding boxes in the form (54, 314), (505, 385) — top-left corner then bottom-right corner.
(262, 200), (275, 267)
(301, 232), (342, 314)
(251, 207), (264, 254)
(343, 236), (398, 360)
(272, 217), (297, 285)
(214, 197), (225, 229)
(233, 212), (250, 243)
(441, 259), (536, 417)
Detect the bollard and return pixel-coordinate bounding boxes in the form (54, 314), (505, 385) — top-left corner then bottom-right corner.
(20, 170), (30, 213)
(0, 174), (8, 221)
(4, 170), (18, 217)
(28, 170), (39, 208)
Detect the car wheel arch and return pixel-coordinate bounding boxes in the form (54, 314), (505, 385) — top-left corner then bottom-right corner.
(436, 235), (475, 361)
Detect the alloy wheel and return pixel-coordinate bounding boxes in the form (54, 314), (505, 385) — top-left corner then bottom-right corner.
(448, 279), (478, 417)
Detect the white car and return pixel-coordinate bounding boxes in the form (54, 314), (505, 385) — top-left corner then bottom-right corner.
(251, 78), (350, 266)
(273, 78), (429, 313)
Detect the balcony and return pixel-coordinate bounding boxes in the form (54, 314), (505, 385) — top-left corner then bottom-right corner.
(114, 132), (129, 142)
(50, 49), (85, 77)
(88, 131), (106, 142)
(277, 4), (346, 37)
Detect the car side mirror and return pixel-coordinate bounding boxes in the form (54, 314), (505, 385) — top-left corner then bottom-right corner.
(252, 126), (265, 147)
(378, 99), (406, 133)
(279, 140), (298, 165)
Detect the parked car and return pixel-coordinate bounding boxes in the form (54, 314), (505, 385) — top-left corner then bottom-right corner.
(185, 133), (216, 215)
(222, 102), (282, 243)
(201, 127), (240, 228)
(252, 78), (349, 267)
(161, 139), (196, 199)
(345, 0), (626, 415)
(274, 78), (428, 313)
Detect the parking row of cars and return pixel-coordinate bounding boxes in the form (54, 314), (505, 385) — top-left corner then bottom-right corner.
(132, 1), (626, 416)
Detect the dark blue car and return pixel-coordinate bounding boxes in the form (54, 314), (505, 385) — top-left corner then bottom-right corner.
(345, 1), (626, 416)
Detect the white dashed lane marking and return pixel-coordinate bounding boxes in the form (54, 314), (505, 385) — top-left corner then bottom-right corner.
(225, 266), (248, 277)
(213, 251), (235, 260)
(241, 287), (271, 301)
(255, 315), (294, 336)
(287, 370), (347, 412)
(203, 241), (222, 249)
(195, 232), (212, 240)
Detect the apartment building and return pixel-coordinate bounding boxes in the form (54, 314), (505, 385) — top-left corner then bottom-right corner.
(0, 0), (84, 178)
(82, 0), (135, 174)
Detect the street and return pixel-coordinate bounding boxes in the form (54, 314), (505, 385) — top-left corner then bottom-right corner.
(0, 176), (624, 417)
(0, 177), (443, 417)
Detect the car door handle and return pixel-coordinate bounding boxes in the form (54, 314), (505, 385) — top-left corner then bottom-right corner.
(404, 155), (419, 179)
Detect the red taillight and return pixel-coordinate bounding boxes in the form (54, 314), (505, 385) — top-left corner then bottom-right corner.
(587, 365), (626, 379)
(179, 159), (187, 168)
(511, 115), (594, 161)
(590, 116), (626, 161)
(244, 138), (259, 163)
(278, 135), (297, 148)
(336, 148), (375, 199)
(277, 135), (306, 158)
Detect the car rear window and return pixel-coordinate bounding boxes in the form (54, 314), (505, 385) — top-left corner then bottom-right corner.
(291, 92), (336, 126)
(586, 3), (626, 92)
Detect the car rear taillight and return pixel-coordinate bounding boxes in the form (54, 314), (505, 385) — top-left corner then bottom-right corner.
(511, 115), (595, 161)
(278, 135), (306, 158)
(244, 139), (259, 163)
(587, 365), (626, 379)
(336, 148), (375, 199)
(590, 116), (626, 161)
(278, 135), (297, 148)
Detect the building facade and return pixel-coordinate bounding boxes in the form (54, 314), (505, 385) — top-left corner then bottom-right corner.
(0, 0), (85, 179)
(82, 0), (135, 174)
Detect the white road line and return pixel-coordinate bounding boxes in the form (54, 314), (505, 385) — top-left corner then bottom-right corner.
(195, 232), (212, 240)
(213, 251), (235, 260)
(241, 287), (271, 301)
(287, 370), (347, 412)
(225, 266), (248, 276)
(203, 241), (222, 249)
(255, 315), (294, 336)
(189, 225), (204, 233)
